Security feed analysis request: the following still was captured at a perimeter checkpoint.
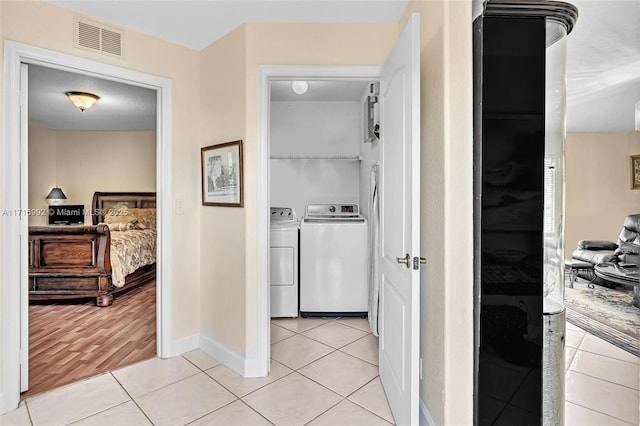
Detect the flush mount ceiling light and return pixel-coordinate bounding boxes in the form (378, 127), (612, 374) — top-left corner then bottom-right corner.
(65, 91), (100, 112)
(291, 81), (308, 95)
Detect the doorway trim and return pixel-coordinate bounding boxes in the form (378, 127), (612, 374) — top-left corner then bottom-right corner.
(1, 41), (174, 414)
(254, 65), (381, 376)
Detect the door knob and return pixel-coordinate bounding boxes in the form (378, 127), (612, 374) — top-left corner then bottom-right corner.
(396, 253), (411, 268)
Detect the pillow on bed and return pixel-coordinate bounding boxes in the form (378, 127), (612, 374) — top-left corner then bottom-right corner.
(104, 204), (138, 226)
(130, 208), (157, 229)
(106, 222), (135, 231)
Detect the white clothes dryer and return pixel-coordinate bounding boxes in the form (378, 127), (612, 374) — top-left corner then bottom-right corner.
(300, 203), (368, 317)
(270, 207), (299, 318)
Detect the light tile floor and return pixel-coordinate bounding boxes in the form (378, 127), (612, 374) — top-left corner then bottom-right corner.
(564, 321), (639, 426)
(2, 318), (638, 425)
(2, 317), (394, 426)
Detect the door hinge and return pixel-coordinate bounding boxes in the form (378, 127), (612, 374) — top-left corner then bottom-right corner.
(413, 257), (426, 270)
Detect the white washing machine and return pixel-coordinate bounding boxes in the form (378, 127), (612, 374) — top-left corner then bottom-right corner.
(300, 203), (368, 317)
(270, 207), (299, 318)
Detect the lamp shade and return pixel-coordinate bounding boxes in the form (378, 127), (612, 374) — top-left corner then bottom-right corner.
(65, 91), (100, 112)
(46, 187), (67, 201)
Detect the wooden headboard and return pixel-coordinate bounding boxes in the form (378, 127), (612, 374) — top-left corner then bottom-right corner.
(91, 192), (156, 225)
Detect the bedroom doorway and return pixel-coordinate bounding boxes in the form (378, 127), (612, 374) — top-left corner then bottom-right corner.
(1, 42), (174, 414)
(23, 64), (159, 398)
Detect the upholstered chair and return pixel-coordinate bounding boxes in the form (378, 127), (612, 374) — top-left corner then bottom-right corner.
(570, 213), (640, 282)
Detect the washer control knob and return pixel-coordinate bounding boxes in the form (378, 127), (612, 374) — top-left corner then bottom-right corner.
(329, 205), (336, 213)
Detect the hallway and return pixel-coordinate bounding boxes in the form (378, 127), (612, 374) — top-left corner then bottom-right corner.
(2, 318), (637, 425)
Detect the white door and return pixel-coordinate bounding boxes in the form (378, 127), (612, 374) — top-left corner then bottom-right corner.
(378, 13), (420, 425)
(20, 63), (30, 392)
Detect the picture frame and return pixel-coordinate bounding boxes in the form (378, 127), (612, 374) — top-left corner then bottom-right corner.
(631, 154), (640, 190)
(201, 140), (244, 207)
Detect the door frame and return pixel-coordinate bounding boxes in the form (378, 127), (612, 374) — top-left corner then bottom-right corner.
(254, 65), (381, 376)
(1, 41), (174, 414)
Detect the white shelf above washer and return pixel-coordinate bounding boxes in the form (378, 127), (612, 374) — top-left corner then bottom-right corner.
(269, 155), (362, 160)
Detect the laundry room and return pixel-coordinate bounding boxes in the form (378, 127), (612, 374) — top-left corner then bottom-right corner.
(269, 79), (381, 323)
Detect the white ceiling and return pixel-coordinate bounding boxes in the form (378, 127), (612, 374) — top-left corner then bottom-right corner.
(28, 65), (157, 131)
(46, 0), (409, 51)
(33, 0), (640, 133)
(566, 0), (640, 133)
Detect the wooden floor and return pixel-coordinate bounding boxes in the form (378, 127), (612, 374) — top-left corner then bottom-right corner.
(22, 282), (156, 399)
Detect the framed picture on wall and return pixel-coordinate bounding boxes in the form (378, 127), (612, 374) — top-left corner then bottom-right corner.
(201, 140), (244, 207)
(631, 154), (640, 190)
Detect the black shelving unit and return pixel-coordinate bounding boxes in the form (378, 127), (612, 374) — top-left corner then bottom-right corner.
(473, 2), (578, 425)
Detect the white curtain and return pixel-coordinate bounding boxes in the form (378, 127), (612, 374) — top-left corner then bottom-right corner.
(368, 163), (380, 336)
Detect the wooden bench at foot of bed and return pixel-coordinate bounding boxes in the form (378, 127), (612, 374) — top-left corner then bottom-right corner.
(28, 224), (156, 307)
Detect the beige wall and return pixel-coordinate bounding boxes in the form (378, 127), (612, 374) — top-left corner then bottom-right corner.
(28, 126), (156, 225)
(1, 0), (202, 354)
(199, 26), (247, 356)
(401, 1), (474, 424)
(566, 132), (640, 258)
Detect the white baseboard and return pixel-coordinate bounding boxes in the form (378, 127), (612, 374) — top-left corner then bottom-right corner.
(420, 399), (436, 426)
(165, 334), (199, 358)
(199, 334), (245, 376)
(243, 357), (260, 378)
(0, 392), (15, 416)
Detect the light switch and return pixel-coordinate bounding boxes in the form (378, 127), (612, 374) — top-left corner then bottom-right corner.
(176, 199), (185, 215)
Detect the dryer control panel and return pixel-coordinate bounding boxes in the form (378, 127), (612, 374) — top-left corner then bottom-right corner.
(304, 204), (363, 221)
(270, 207), (297, 222)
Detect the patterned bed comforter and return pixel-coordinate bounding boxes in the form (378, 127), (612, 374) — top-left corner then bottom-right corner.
(109, 229), (157, 287)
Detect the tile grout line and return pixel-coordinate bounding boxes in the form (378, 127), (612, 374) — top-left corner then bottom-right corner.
(346, 376), (396, 425)
(232, 400), (277, 426)
(272, 319), (394, 424)
(572, 347), (640, 366)
(181, 399), (243, 426)
(236, 369), (345, 424)
(567, 367), (640, 392)
(176, 353), (247, 424)
(117, 368), (203, 400)
(568, 350), (640, 390)
(566, 370), (639, 424)
(302, 400), (346, 426)
(300, 331), (370, 350)
(217, 368), (296, 400)
(566, 397), (638, 425)
(109, 372), (157, 426)
(291, 350), (393, 424)
(335, 347), (379, 368)
(576, 333), (640, 362)
(274, 334), (376, 372)
(298, 331), (375, 357)
(23, 400), (35, 426)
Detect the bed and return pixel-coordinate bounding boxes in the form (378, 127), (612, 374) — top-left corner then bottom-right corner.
(28, 192), (157, 307)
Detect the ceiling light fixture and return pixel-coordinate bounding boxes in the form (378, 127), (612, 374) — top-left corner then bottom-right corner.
(291, 81), (308, 95)
(635, 101), (640, 132)
(65, 91), (100, 112)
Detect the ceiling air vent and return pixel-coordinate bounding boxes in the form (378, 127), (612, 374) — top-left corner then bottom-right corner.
(74, 17), (124, 57)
